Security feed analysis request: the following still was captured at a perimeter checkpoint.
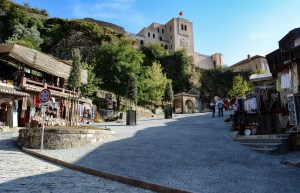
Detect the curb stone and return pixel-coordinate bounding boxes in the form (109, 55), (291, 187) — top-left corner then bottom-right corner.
(22, 147), (191, 193)
(281, 160), (300, 168)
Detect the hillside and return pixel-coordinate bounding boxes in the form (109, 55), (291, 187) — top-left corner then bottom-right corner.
(0, 0), (125, 64)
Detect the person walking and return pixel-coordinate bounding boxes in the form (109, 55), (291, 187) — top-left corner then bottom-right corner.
(210, 99), (216, 118)
(217, 97), (224, 117)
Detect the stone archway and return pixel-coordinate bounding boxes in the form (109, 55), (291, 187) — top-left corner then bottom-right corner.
(185, 100), (194, 114)
(174, 92), (196, 114)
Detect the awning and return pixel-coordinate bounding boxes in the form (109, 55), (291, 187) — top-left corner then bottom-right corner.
(0, 44), (88, 84)
(0, 84), (29, 97)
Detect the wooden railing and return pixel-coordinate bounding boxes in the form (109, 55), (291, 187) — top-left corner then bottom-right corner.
(20, 77), (77, 96)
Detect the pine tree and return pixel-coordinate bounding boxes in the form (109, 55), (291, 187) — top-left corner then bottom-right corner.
(164, 79), (174, 104)
(127, 75), (138, 106)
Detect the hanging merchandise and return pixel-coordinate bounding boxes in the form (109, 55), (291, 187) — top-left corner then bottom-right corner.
(22, 97), (27, 110)
(281, 73), (291, 89)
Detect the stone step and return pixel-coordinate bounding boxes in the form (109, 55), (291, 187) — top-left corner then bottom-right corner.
(234, 134), (290, 139)
(253, 147), (277, 153)
(234, 138), (289, 144)
(240, 143), (282, 149)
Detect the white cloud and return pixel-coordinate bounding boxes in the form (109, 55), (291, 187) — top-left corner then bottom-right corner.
(248, 32), (274, 40)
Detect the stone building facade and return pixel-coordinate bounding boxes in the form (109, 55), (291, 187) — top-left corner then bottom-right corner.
(132, 18), (224, 69)
(230, 55), (270, 73)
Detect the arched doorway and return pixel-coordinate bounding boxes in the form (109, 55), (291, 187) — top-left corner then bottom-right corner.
(0, 98), (13, 127)
(185, 100), (194, 114)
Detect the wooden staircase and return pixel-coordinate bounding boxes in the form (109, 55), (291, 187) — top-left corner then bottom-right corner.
(233, 134), (291, 154)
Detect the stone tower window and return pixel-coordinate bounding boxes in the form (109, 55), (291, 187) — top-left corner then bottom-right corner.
(140, 40), (144, 45)
(159, 37), (162, 41)
(170, 26), (172, 31)
(148, 32), (150, 37)
(153, 34), (155, 38)
(157, 28), (160, 33)
(170, 35), (172, 40)
(171, 44), (172, 50)
(181, 24), (184, 30)
(164, 45), (168, 50)
(184, 25), (187, 31)
(162, 29), (164, 34)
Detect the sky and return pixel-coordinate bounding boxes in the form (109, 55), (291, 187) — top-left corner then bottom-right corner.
(13, 0), (300, 66)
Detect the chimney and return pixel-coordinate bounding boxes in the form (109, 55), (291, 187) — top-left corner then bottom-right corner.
(247, 55), (250, 60)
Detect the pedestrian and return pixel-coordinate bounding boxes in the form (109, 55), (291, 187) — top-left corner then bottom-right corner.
(210, 99), (216, 118)
(217, 97), (224, 117)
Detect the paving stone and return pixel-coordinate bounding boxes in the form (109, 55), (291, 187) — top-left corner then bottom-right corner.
(0, 131), (154, 193)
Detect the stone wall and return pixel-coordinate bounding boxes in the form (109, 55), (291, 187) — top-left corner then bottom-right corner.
(18, 128), (116, 150)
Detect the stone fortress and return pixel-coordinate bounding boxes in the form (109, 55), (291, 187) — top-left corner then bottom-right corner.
(131, 17), (224, 69)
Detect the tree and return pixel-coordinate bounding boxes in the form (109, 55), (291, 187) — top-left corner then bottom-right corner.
(68, 49), (82, 89)
(94, 38), (143, 109)
(141, 62), (168, 106)
(162, 49), (192, 94)
(228, 75), (251, 98)
(68, 49), (82, 126)
(80, 64), (101, 97)
(141, 43), (168, 66)
(127, 75), (138, 106)
(164, 79), (174, 104)
(5, 23), (44, 50)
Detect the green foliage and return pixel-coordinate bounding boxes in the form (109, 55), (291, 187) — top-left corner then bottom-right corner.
(0, 0), (11, 11)
(252, 68), (266, 74)
(94, 38), (143, 108)
(199, 67), (235, 105)
(164, 79), (174, 103)
(39, 18), (69, 51)
(68, 19), (115, 42)
(141, 43), (168, 66)
(5, 23), (43, 49)
(5, 4), (29, 28)
(68, 49), (82, 89)
(80, 64), (101, 97)
(228, 75), (252, 98)
(162, 49), (192, 94)
(138, 62), (168, 105)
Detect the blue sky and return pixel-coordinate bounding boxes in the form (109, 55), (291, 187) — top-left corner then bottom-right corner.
(14, 0), (300, 66)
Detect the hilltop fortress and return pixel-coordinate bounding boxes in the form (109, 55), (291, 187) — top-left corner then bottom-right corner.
(131, 18), (224, 69)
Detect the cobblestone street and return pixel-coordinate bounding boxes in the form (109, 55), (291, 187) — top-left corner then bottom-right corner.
(1, 112), (300, 193)
(42, 112), (300, 193)
(0, 131), (153, 193)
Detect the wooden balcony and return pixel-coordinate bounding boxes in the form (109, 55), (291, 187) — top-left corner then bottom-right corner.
(20, 77), (79, 98)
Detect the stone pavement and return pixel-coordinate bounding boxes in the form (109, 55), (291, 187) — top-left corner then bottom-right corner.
(39, 112), (300, 193)
(0, 131), (154, 193)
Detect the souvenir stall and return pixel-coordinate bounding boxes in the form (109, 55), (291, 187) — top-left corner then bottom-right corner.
(233, 85), (281, 135)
